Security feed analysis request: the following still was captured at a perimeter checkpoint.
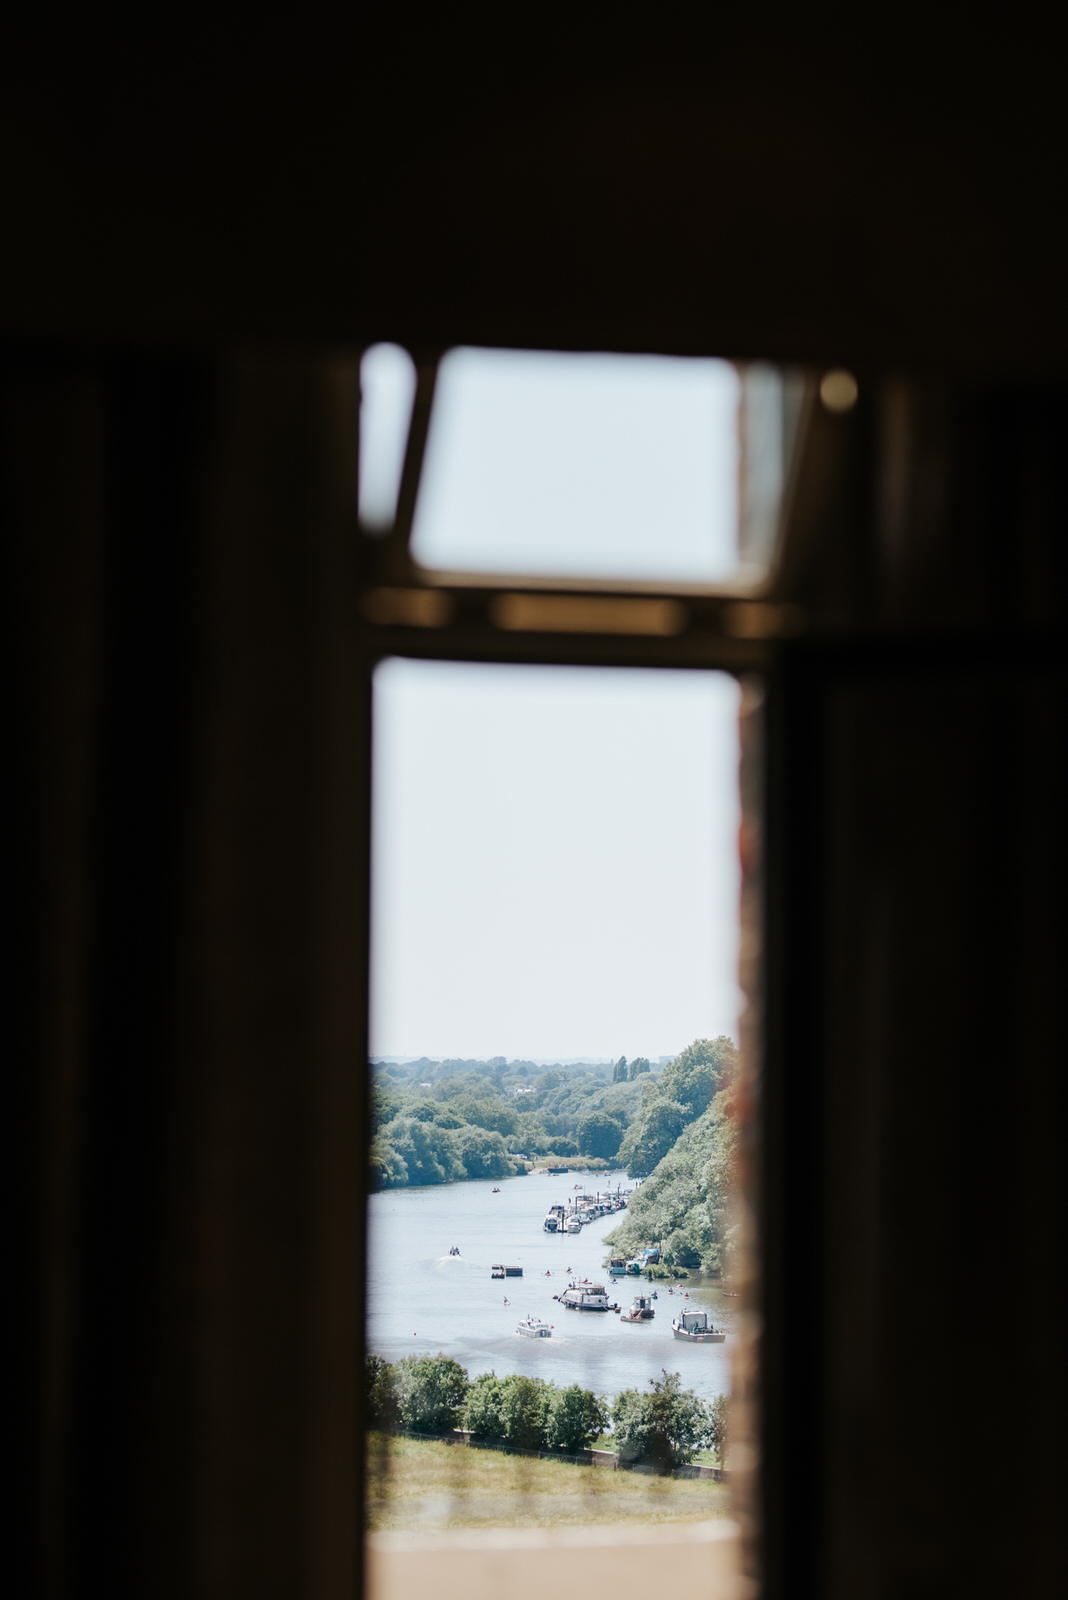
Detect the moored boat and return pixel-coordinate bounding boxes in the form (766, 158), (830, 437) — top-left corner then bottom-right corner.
(560, 1279), (610, 1311)
(672, 1309), (725, 1342)
(543, 1204), (566, 1233)
(620, 1294), (655, 1323)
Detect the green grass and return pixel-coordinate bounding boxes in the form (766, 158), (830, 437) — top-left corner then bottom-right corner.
(366, 1433), (731, 1531)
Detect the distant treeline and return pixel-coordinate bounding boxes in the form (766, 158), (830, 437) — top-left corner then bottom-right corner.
(366, 1352), (726, 1469)
(369, 1051), (676, 1190)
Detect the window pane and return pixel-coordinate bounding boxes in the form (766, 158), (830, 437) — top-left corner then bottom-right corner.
(368, 661), (743, 1533)
(410, 349), (747, 584)
(360, 342), (418, 530)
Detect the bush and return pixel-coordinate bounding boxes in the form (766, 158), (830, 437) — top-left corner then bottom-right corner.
(545, 1384), (609, 1454)
(610, 1370), (713, 1471)
(393, 1354), (469, 1435)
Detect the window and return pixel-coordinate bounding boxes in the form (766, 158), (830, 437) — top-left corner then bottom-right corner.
(357, 347), (799, 1598)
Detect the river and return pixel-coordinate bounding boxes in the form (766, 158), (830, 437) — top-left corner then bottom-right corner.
(367, 1168), (733, 1405)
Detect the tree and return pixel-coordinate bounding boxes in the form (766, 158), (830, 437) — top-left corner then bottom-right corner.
(464, 1371), (506, 1438)
(382, 1117), (464, 1185)
(576, 1110), (624, 1159)
(611, 1369), (712, 1471)
(664, 1227), (702, 1268)
(612, 1057), (628, 1084)
(455, 1125), (516, 1180)
(369, 1132), (408, 1190)
(628, 1057), (651, 1081)
(708, 1393), (728, 1466)
(393, 1354), (469, 1435)
(659, 1036), (736, 1119)
(366, 1355), (401, 1430)
(619, 1098), (687, 1176)
(545, 1384), (608, 1454)
(449, 1094), (519, 1137)
(499, 1374), (552, 1450)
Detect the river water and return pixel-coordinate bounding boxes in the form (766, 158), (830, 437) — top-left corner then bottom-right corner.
(368, 1169), (733, 1405)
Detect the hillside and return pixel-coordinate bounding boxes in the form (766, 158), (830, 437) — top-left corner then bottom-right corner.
(604, 1066), (739, 1276)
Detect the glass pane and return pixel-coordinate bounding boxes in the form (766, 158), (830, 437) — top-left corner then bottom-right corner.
(409, 348), (791, 585)
(359, 342), (418, 531)
(368, 661), (743, 1533)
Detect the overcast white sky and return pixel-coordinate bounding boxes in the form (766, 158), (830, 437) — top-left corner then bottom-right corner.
(371, 660), (741, 1062)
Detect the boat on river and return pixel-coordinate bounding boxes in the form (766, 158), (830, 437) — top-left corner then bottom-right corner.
(516, 1314), (552, 1339)
(620, 1294), (655, 1322)
(672, 1308), (725, 1342)
(559, 1279), (610, 1311)
(543, 1204), (566, 1233)
(608, 1257), (626, 1276)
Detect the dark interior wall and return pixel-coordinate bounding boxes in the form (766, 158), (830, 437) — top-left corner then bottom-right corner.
(4, 15), (1068, 1600)
(762, 388), (1068, 1600)
(2, 13), (1068, 366)
(2, 352), (368, 1600)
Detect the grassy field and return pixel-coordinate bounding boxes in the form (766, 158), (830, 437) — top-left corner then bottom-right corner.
(366, 1434), (731, 1531)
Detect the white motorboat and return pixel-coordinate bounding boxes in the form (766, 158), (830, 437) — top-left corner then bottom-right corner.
(672, 1308), (725, 1342)
(566, 1216), (582, 1233)
(543, 1204), (566, 1233)
(516, 1314), (552, 1338)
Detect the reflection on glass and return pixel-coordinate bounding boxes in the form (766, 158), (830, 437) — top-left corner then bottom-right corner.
(367, 661), (742, 1532)
(359, 342), (418, 531)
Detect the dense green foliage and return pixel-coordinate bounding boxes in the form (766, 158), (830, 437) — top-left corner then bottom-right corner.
(606, 1056), (740, 1275)
(368, 1355), (608, 1455)
(576, 1109), (624, 1159)
(616, 1037), (737, 1178)
(611, 1370), (717, 1470)
(391, 1354), (470, 1435)
(708, 1393), (728, 1466)
(369, 1053), (659, 1191)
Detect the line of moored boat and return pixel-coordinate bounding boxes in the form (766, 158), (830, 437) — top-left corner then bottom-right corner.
(542, 1189), (629, 1234)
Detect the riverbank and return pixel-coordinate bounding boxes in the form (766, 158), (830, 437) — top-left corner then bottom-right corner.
(366, 1434), (731, 1531)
